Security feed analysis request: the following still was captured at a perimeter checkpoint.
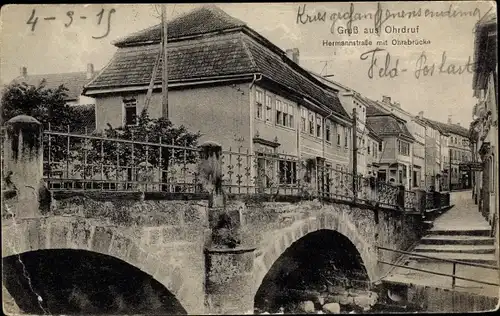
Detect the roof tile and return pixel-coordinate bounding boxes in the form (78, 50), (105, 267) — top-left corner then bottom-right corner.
(113, 5), (246, 47)
(422, 118), (469, 138)
(11, 72), (95, 101)
(87, 36), (256, 89)
(86, 5), (350, 120)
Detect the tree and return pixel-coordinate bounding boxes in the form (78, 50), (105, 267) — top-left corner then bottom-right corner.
(1, 80), (79, 129)
(76, 110), (202, 191)
(1, 80), (85, 169)
(1, 80), (202, 192)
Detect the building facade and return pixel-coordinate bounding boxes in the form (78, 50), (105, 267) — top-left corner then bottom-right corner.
(417, 112), (444, 190)
(421, 117), (472, 191)
(470, 14), (497, 238)
(309, 73), (383, 177)
(364, 100), (416, 188)
(82, 5), (354, 188)
(373, 96), (426, 189)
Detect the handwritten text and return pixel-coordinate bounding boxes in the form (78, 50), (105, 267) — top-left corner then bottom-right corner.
(26, 8), (116, 39)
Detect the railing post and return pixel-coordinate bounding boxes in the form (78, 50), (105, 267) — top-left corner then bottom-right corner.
(434, 190), (441, 210)
(415, 189), (426, 216)
(397, 184), (405, 210)
(2, 115), (45, 218)
(452, 262), (456, 288)
(198, 141), (224, 208)
(316, 156), (325, 199)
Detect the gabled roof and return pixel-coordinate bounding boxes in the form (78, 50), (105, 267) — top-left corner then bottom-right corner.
(85, 36), (255, 89)
(366, 123), (382, 142)
(363, 98), (414, 141)
(366, 103), (390, 116)
(11, 72), (95, 101)
(113, 5), (247, 47)
(421, 118), (469, 138)
(366, 115), (415, 142)
(84, 5), (350, 120)
(420, 117), (447, 135)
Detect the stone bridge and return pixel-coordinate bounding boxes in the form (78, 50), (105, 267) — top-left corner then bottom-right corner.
(1, 116), (427, 314)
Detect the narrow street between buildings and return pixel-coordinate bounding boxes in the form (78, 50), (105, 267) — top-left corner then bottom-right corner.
(383, 190), (499, 298)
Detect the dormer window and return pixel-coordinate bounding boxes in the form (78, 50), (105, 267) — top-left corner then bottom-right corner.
(123, 96), (138, 126)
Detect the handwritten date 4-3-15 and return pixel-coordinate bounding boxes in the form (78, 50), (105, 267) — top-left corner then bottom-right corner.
(26, 8), (116, 39)
(360, 48), (474, 79)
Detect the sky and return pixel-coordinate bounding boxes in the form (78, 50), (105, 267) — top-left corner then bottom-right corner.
(0, 2), (496, 127)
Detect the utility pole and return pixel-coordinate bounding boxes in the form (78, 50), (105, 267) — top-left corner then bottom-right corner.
(352, 108), (358, 200)
(161, 4), (169, 119)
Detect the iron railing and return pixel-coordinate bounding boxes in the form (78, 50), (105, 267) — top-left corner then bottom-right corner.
(0, 127), (450, 211)
(43, 129), (202, 193)
(425, 191), (451, 210)
(378, 246), (499, 288)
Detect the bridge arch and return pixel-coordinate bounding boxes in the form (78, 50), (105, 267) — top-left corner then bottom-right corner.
(252, 212), (377, 312)
(2, 216), (192, 314)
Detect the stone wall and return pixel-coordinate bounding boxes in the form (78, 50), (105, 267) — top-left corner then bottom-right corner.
(236, 198), (424, 295)
(407, 283), (499, 312)
(2, 194), (211, 314)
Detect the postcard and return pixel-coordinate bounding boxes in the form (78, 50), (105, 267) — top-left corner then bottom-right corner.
(1, 2), (498, 314)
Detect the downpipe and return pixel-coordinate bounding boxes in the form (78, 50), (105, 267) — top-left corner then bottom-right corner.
(249, 73), (262, 89)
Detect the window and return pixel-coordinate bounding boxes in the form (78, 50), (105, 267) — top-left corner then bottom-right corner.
(344, 127), (348, 148)
(287, 103), (294, 128)
(335, 123), (341, 146)
(316, 115), (322, 138)
(265, 95), (272, 122)
(301, 109), (307, 131)
(276, 100), (283, 125)
(398, 140), (410, 156)
(276, 101), (294, 128)
(325, 120), (331, 142)
(379, 142), (383, 152)
(367, 140), (371, 154)
(123, 96), (137, 126)
(374, 143), (378, 158)
(279, 160), (297, 184)
(255, 90), (263, 119)
(309, 112), (315, 135)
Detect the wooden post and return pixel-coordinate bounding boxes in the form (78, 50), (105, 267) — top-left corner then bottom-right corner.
(161, 4), (169, 119)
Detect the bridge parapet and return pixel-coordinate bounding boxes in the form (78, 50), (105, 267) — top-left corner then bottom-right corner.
(1, 116), (443, 314)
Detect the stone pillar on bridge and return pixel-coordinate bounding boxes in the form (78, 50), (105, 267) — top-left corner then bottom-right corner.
(199, 141), (256, 314)
(2, 115), (44, 218)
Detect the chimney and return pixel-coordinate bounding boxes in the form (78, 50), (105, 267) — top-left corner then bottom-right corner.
(382, 95), (391, 104)
(286, 48), (299, 64)
(448, 115), (452, 124)
(292, 48), (300, 64)
(418, 111), (424, 118)
(393, 102), (401, 108)
(456, 122), (461, 127)
(86, 63), (94, 79)
(20, 66), (27, 77)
